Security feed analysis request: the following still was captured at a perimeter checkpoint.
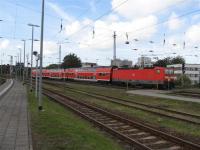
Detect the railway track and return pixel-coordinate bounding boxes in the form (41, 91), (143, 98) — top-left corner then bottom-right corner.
(45, 78), (137, 90)
(174, 91), (200, 98)
(42, 80), (200, 125)
(43, 88), (200, 150)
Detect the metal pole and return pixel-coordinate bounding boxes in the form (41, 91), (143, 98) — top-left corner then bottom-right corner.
(113, 31), (116, 65)
(26, 54), (29, 79)
(28, 24), (39, 89)
(19, 48), (22, 80)
(30, 26), (34, 90)
(22, 40), (26, 83)
(35, 58), (38, 98)
(59, 44), (61, 68)
(0, 59), (2, 76)
(38, 0), (45, 111)
(199, 67), (200, 88)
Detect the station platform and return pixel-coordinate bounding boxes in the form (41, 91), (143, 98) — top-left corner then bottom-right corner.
(0, 79), (13, 97)
(0, 80), (32, 150)
(127, 89), (200, 103)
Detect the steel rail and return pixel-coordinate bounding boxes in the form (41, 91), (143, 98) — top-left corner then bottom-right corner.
(43, 88), (200, 150)
(42, 80), (200, 125)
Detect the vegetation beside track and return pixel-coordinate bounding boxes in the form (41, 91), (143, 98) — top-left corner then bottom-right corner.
(43, 82), (200, 140)
(0, 77), (6, 85)
(28, 91), (123, 150)
(63, 82), (200, 115)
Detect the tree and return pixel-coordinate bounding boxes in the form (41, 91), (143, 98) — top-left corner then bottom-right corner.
(62, 53), (82, 69)
(175, 74), (191, 88)
(171, 56), (185, 64)
(154, 56), (185, 67)
(46, 64), (59, 69)
(154, 57), (171, 67)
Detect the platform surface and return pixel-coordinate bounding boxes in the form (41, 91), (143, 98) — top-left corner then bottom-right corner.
(0, 80), (32, 150)
(0, 79), (12, 96)
(127, 89), (200, 103)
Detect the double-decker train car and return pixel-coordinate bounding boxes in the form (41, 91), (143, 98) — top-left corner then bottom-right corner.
(61, 68), (76, 79)
(32, 66), (175, 89)
(96, 67), (113, 82)
(75, 67), (96, 81)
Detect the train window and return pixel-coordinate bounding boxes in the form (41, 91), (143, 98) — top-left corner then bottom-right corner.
(165, 69), (174, 75)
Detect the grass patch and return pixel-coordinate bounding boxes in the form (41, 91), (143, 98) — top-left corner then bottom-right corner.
(44, 83), (200, 138)
(63, 82), (200, 115)
(28, 91), (123, 150)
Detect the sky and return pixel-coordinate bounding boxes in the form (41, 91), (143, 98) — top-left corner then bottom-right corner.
(0, 0), (200, 67)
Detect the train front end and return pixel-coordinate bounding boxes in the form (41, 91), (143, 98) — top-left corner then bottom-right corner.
(164, 68), (176, 88)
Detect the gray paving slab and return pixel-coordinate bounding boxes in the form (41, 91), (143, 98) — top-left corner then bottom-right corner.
(0, 79), (10, 91)
(127, 89), (200, 103)
(0, 80), (32, 150)
(0, 79), (13, 98)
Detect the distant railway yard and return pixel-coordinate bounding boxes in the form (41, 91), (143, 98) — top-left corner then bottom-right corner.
(28, 79), (200, 149)
(2, 0), (200, 149)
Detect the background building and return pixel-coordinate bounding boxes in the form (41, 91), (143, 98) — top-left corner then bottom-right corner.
(167, 64), (200, 84)
(82, 62), (97, 68)
(111, 59), (132, 67)
(136, 56), (153, 68)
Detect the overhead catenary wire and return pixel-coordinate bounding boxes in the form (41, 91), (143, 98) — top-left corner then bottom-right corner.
(67, 0), (130, 38)
(118, 9), (200, 39)
(67, 0), (188, 39)
(1, 0), (200, 65)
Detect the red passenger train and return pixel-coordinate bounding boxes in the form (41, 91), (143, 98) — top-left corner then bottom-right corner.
(32, 66), (176, 89)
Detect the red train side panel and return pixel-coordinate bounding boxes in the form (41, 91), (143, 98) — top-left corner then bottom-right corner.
(96, 67), (112, 82)
(112, 67), (166, 84)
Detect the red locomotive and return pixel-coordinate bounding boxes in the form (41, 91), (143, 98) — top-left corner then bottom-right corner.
(32, 66), (175, 89)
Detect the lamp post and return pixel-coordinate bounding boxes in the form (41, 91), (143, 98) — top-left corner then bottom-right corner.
(14, 56), (17, 78)
(8, 55), (13, 77)
(57, 39), (70, 69)
(28, 23), (40, 91)
(38, 0), (45, 111)
(21, 40), (26, 83)
(18, 48), (22, 80)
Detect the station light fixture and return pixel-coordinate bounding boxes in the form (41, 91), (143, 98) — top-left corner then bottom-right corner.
(172, 43), (176, 46)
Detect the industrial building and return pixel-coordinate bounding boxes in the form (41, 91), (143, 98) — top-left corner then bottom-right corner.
(111, 59), (132, 67)
(167, 64), (200, 84)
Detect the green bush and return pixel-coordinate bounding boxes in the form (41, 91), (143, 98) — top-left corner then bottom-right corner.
(175, 74), (191, 88)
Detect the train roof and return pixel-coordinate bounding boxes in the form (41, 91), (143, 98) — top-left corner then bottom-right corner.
(115, 66), (165, 70)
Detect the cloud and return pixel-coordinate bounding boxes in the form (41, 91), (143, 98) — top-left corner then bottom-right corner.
(111, 0), (182, 19)
(34, 41), (58, 55)
(185, 23), (200, 45)
(167, 12), (184, 30)
(47, 1), (74, 22)
(0, 39), (10, 49)
(64, 15), (158, 51)
(89, 0), (97, 13)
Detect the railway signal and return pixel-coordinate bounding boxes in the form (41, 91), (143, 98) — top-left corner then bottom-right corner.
(27, 23), (40, 91)
(182, 63), (185, 74)
(33, 51), (39, 98)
